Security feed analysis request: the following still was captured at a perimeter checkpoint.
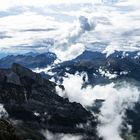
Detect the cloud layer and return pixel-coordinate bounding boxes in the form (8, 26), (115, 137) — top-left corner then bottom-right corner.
(98, 83), (140, 140)
(0, 0), (140, 60)
(56, 73), (116, 106)
(56, 73), (140, 140)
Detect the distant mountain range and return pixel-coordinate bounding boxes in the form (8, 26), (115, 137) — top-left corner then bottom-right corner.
(51, 50), (140, 85)
(0, 50), (140, 85)
(0, 51), (140, 139)
(0, 52), (57, 69)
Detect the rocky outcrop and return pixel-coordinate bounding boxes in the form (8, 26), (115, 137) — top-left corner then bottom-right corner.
(0, 63), (97, 140)
(0, 119), (21, 140)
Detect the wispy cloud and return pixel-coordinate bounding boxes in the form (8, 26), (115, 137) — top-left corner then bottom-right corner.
(42, 130), (82, 140)
(56, 73), (140, 140)
(98, 83), (140, 140)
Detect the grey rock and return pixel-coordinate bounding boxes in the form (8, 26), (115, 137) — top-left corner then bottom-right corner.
(7, 72), (21, 85)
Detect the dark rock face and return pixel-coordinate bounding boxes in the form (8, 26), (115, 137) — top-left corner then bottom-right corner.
(0, 63), (97, 140)
(0, 52), (57, 69)
(0, 119), (21, 140)
(126, 102), (140, 134)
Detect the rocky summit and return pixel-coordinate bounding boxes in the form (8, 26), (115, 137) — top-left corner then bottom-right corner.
(0, 63), (97, 140)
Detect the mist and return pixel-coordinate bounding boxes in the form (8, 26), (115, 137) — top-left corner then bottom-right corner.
(98, 83), (140, 140)
(42, 130), (82, 140)
(56, 73), (140, 140)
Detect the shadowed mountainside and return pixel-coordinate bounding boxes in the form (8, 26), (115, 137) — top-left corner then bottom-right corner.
(51, 50), (140, 85)
(0, 63), (98, 140)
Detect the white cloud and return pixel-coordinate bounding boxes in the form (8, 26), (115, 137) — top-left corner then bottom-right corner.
(52, 43), (85, 61)
(56, 73), (117, 106)
(56, 73), (140, 140)
(0, 0), (102, 10)
(0, 104), (8, 118)
(98, 67), (118, 79)
(42, 130), (82, 140)
(0, 0), (140, 59)
(0, 11), (61, 53)
(98, 83), (140, 140)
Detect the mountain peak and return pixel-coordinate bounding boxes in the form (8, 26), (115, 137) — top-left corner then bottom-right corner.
(0, 64), (97, 139)
(75, 50), (105, 61)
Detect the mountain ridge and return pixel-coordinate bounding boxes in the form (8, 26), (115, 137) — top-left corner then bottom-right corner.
(0, 63), (97, 140)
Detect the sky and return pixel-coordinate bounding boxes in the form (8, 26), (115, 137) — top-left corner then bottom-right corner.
(0, 0), (140, 60)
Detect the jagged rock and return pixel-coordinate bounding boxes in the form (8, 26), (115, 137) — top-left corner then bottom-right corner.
(12, 63), (45, 85)
(0, 63), (98, 140)
(7, 72), (21, 85)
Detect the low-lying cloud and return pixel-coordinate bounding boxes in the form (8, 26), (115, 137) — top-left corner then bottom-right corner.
(42, 130), (82, 140)
(56, 73), (140, 140)
(98, 84), (140, 140)
(56, 73), (115, 106)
